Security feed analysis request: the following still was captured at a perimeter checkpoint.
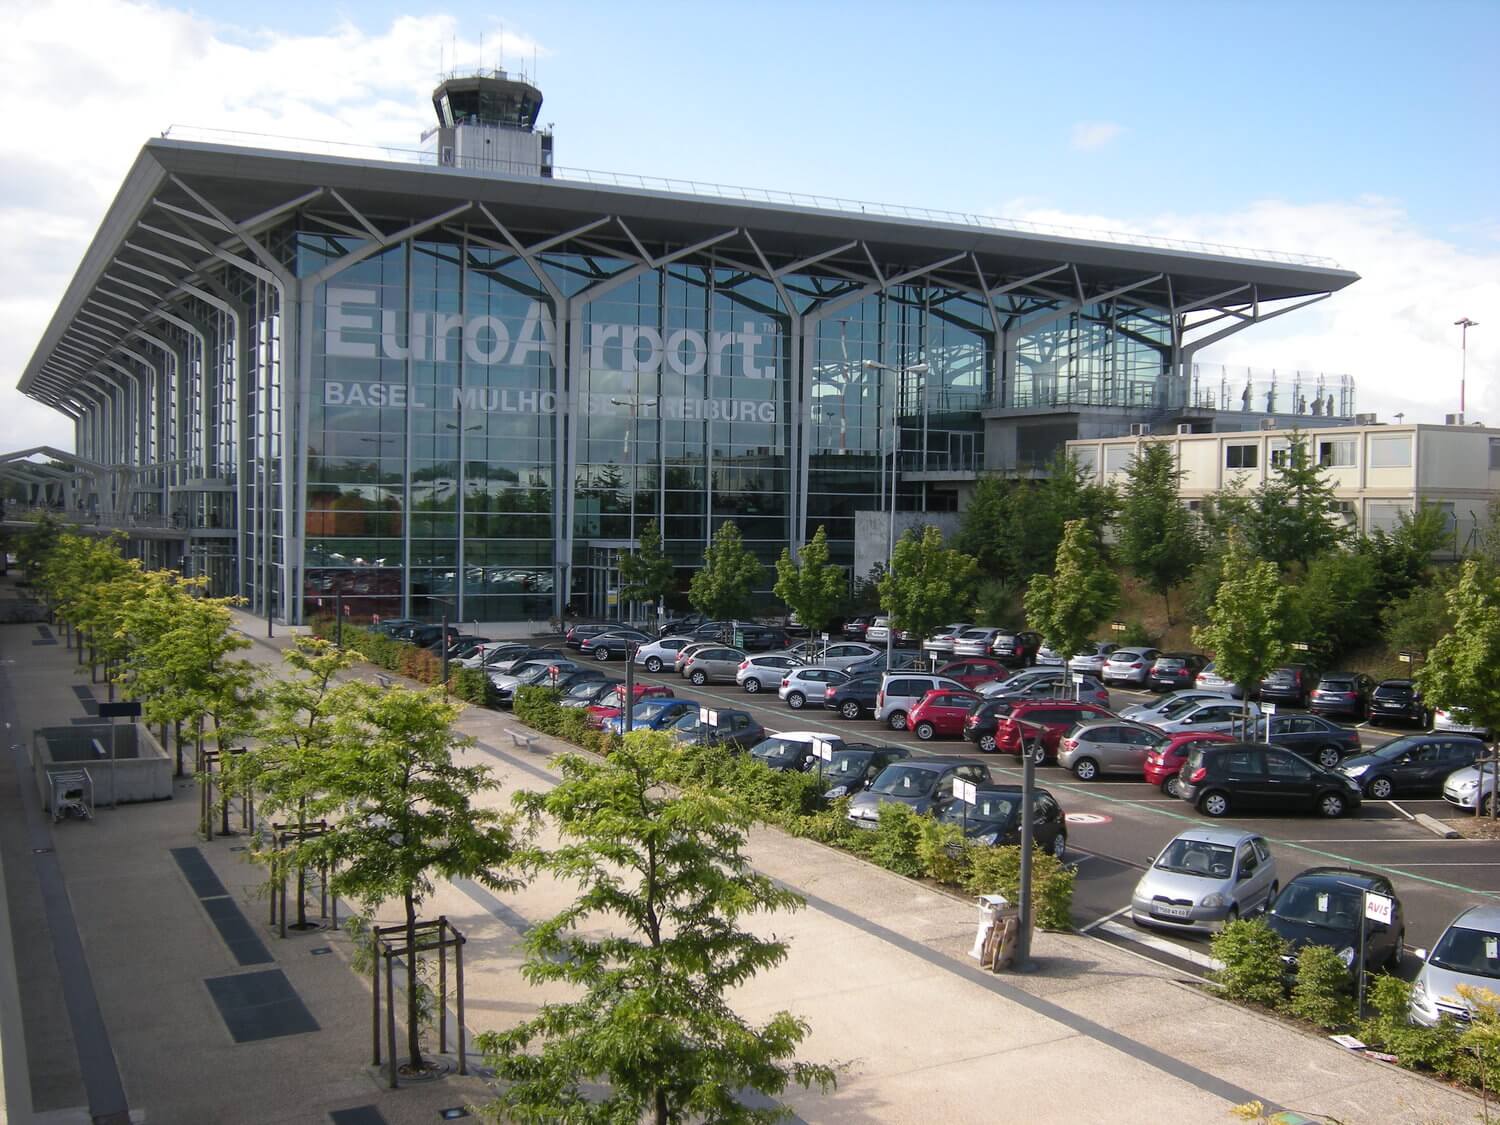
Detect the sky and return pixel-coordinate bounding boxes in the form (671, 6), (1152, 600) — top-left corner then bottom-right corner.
(2, 0), (1497, 452)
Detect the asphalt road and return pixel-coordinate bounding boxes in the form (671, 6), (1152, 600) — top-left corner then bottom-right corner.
(576, 653), (1500, 980)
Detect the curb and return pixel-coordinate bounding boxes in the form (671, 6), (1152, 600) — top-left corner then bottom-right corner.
(1413, 813), (1461, 840)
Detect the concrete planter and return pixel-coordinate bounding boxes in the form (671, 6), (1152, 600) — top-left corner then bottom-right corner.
(34, 723), (173, 810)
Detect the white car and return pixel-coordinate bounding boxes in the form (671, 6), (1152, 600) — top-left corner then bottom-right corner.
(922, 623), (973, 658)
(778, 666), (850, 709)
(1120, 690), (1233, 723)
(865, 616), (892, 645)
(1102, 647), (1162, 687)
(1434, 707), (1490, 738)
(1068, 642), (1119, 676)
(735, 652), (804, 693)
(1033, 644), (1067, 667)
(1443, 762), (1498, 815)
(633, 636), (692, 674)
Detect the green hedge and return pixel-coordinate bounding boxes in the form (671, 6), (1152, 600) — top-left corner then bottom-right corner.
(511, 690), (1075, 930)
(310, 617), (488, 700)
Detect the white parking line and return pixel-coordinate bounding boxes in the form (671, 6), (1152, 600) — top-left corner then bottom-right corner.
(1096, 920), (1224, 971)
(1078, 905), (1129, 934)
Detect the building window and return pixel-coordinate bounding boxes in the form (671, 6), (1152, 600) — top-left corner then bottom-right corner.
(1367, 501), (1409, 533)
(1104, 446), (1132, 474)
(1318, 439), (1356, 467)
(1225, 444), (1258, 470)
(1368, 435), (1412, 468)
(1489, 438), (1500, 470)
(1269, 441), (1290, 469)
(1073, 446), (1099, 476)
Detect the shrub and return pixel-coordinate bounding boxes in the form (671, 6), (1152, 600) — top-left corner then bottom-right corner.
(865, 803), (925, 877)
(916, 820), (967, 886)
(788, 803), (859, 847)
(1286, 944), (1353, 1028)
(1211, 919), (1287, 1007)
(962, 845), (1074, 931)
(448, 666), (490, 704)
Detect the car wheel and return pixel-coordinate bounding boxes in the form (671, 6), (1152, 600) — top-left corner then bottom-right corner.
(744, 678), (761, 694)
(690, 670), (707, 686)
(1050, 832), (1067, 860)
(1162, 776), (1181, 798)
(1200, 791), (1231, 818)
(978, 733), (997, 753)
(645, 656), (663, 673)
(788, 691), (805, 710)
(914, 721), (936, 741)
(1024, 742), (1046, 766)
(1319, 791), (1347, 818)
(1072, 757), (1099, 781)
(1224, 905), (1240, 926)
(595, 647), (612, 661)
(840, 700), (862, 720)
(888, 710), (908, 731)
(1316, 746), (1342, 769)
(1367, 776), (1394, 800)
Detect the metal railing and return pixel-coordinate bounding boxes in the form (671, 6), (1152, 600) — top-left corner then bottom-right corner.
(159, 125), (1340, 268)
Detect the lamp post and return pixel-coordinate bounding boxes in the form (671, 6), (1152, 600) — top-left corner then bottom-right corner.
(862, 359), (928, 664)
(1455, 317), (1479, 423)
(611, 393), (661, 729)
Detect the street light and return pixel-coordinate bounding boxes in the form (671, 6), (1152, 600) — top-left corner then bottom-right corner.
(862, 359), (929, 663)
(611, 393), (661, 724)
(1455, 317), (1479, 423)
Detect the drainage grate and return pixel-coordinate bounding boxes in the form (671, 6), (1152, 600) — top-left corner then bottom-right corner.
(205, 969), (320, 1043)
(310, 946), (332, 956)
(330, 1106), (389, 1125)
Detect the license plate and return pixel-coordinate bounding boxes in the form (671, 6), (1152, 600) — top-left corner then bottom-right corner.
(1152, 903), (1192, 919)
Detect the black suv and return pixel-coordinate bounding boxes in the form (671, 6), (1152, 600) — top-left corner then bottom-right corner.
(1257, 664), (1318, 708)
(1368, 679), (1429, 728)
(1178, 742), (1362, 819)
(1308, 672), (1375, 720)
(990, 629), (1043, 668)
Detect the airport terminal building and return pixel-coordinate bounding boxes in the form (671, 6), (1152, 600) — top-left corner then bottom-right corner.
(15, 72), (1359, 626)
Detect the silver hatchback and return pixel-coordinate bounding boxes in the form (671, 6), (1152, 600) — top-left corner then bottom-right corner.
(1411, 905), (1500, 1025)
(1102, 647), (1161, 686)
(1132, 827), (1278, 933)
(682, 645), (748, 685)
(1056, 720), (1163, 781)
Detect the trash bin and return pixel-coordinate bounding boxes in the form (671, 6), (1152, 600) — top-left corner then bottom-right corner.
(970, 893), (1021, 971)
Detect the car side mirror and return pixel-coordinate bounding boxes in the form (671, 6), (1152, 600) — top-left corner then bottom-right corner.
(1413, 948), (1429, 962)
(1236, 868), (1253, 882)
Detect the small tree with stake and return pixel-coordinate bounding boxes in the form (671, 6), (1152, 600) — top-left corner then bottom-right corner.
(618, 517), (676, 624)
(877, 525), (978, 655)
(689, 520), (766, 622)
(774, 524), (847, 639)
(1116, 442), (1201, 625)
(481, 733), (835, 1124)
(1192, 531), (1291, 724)
(1024, 518), (1119, 673)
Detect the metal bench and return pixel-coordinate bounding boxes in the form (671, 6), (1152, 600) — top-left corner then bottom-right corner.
(51, 768), (94, 823)
(508, 731), (536, 751)
(374, 674), (393, 689)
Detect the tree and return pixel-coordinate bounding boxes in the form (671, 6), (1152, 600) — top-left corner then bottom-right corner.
(773, 524), (846, 637)
(1023, 519), (1119, 664)
(276, 684), (523, 1073)
(1115, 443), (1202, 624)
(1192, 533), (1291, 720)
(1382, 578), (1456, 659)
(1284, 549), (1379, 667)
(689, 521), (765, 620)
(954, 476), (1009, 576)
(1417, 560), (1500, 765)
(480, 735), (834, 1124)
(1244, 431), (1347, 567)
(618, 518), (676, 620)
(1356, 502), (1451, 604)
(877, 526), (978, 649)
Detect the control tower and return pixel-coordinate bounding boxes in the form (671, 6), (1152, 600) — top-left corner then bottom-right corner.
(422, 69), (553, 177)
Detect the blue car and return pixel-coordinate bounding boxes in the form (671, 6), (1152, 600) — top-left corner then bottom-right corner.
(603, 697), (702, 734)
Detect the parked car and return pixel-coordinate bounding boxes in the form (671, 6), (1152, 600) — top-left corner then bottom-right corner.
(1339, 733), (1486, 799)
(370, 617), (420, 637)
(934, 785), (1068, 856)
(487, 646), (568, 675)
(826, 673), (883, 720)
(411, 624), (462, 650)
(845, 650), (931, 677)
(1154, 698), (1261, 735)
(580, 628), (655, 661)
(674, 640), (721, 673)
(990, 629), (1044, 667)
(809, 642), (883, 672)
(1257, 664), (1318, 708)
(1102, 647), (1162, 687)
(846, 757), (993, 826)
(1120, 690), (1232, 723)
(819, 746), (913, 799)
(1144, 731), (1236, 796)
(1177, 742), (1362, 818)
(908, 688), (983, 740)
(1068, 642), (1120, 677)
(602, 697), (701, 734)
(1434, 706), (1491, 739)
(1033, 644), (1067, 667)
(669, 708), (765, 751)
(749, 732), (878, 773)
(1308, 672), (1376, 720)
(1147, 653), (1208, 693)
(779, 666), (849, 709)
(1442, 761), (1499, 815)
(736, 653), (805, 693)
(1266, 868), (1405, 977)
(657, 612), (708, 636)
(988, 700), (1114, 763)
(1131, 827), (1277, 932)
(1367, 679), (1430, 728)
(953, 627), (1005, 658)
(564, 622), (620, 649)
(1194, 661), (1245, 699)
(458, 642), (530, 670)
(1056, 719), (1166, 781)
(935, 658), (1011, 690)
(445, 635), (493, 661)
(980, 670), (1109, 708)
(1233, 713), (1363, 769)
(922, 623), (974, 658)
(843, 615), (874, 641)
(729, 623), (787, 652)
(491, 661), (597, 706)
(875, 672), (969, 731)
(682, 646), (749, 685)
(864, 616), (892, 645)
(557, 678), (623, 708)
(1410, 905), (1500, 1026)
(583, 682), (676, 727)
(633, 635), (692, 673)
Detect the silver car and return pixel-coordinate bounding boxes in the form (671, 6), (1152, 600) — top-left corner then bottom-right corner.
(674, 640), (717, 674)
(1194, 661), (1245, 699)
(1443, 761), (1497, 815)
(1153, 698), (1260, 735)
(922, 623), (973, 658)
(1120, 690), (1233, 723)
(1033, 644), (1067, 667)
(1056, 720), (1163, 781)
(813, 642), (883, 672)
(681, 645), (748, 685)
(1068, 642), (1119, 676)
(846, 757), (992, 825)
(1132, 827), (1278, 933)
(1102, 647), (1161, 687)
(779, 665), (849, 709)
(736, 653), (804, 693)
(1411, 905), (1500, 1026)
(634, 635), (691, 673)
(953, 627), (1003, 658)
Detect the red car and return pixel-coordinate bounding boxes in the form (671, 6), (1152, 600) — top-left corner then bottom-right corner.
(993, 700), (1113, 762)
(1142, 730), (1235, 795)
(908, 688), (982, 740)
(585, 682), (675, 728)
(935, 658), (1012, 690)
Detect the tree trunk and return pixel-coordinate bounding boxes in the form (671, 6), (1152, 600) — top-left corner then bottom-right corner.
(173, 720), (184, 778)
(1162, 588), (1174, 627)
(295, 797), (308, 928)
(404, 888), (423, 1070)
(654, 1087), (668, 1125)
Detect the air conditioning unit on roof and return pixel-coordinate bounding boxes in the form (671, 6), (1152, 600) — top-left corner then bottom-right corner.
(1129, 423), (1151, 436)
(1259, 418), (1278, 430)
(1354, 412), (1377, 424)
(1445, 413), (1464, 425)
(1176, 423), (1193, 434)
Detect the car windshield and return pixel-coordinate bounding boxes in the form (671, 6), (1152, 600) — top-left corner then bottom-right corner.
(1370, 738), (1424, 761)
(870, 766), (938, 796)
(1430, 925), (1500, 979)
(1270, 884), (1364, 930)
(564, 681), (603, 700)
(1154, 839), (1235, 878)
(826, 752), (873, 777)
(751, 738), (805, 762)
(631, 700), (674, 720)
(937, 795), (1018, 825)
(1158, 695), (1203, 718)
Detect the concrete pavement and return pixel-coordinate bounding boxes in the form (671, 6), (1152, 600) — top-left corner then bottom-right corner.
(0, 604), (1487, 1123)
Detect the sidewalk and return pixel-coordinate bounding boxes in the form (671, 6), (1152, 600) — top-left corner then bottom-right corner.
(0, 606), (1484, 1124)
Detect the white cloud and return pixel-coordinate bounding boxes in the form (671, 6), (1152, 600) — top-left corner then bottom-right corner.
(995, 196), (1500, 426)
(1069, 121), (1123, 151)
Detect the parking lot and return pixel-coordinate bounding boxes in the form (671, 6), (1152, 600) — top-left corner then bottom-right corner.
(603, 655), (1500, 980)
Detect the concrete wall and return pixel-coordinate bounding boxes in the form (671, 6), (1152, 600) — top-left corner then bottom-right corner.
(854, 510), (961, 584)
(34, 723), (173, 810)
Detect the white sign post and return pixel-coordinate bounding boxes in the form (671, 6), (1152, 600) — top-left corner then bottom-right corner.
(811, 737), (835, 785)
(954, 778), (978, 805)
(698, 707), (719, 729)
